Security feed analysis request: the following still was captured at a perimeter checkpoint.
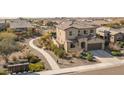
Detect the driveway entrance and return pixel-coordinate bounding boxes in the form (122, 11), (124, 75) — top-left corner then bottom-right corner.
(91, 50), (120, 63)
(87, 43), (102, 50)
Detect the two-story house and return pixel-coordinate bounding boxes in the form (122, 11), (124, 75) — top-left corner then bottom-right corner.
(56, 21), (105, 53)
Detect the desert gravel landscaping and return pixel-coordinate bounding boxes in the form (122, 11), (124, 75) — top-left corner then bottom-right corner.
(46, 50), (100, 68)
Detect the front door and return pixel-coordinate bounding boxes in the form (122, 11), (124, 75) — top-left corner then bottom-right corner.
(81, 42), (85, 49)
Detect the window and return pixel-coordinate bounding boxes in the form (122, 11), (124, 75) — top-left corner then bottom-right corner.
(78, 30), (81, 36)
(90, 29), (94, 33)
(69, 31), (72, 36)
(84, 30), (87, 34)
(70, 43), (75, 48)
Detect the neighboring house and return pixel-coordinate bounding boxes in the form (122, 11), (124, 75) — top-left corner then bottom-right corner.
(56, 21), (105, 53)
(96, 27), (110, 43)
(8, 20), (34, 32)
(96, 26), (124, 43)
(0, 20), (6, 31)
(109, 30), (123, 43)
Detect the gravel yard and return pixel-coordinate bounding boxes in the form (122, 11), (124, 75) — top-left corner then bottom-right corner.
(46, 50), (100, 68)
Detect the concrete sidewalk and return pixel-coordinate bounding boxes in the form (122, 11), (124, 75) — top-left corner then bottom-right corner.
(35, 61), (124, 75)
(29, 38), (60, 70)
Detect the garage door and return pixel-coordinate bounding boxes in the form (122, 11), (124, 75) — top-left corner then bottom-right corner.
(87, 43), (102, 50)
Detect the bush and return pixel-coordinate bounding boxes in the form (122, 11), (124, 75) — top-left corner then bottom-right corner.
(0, 69), (8, 75)
(118, 41), (124, 48)
(54, 48), (65, 58)
(29, 62), (44, 72)
(111, 50), (122, 56)
(12, 56), (17, 61)
(27, 53), (40, 63)
(18, 55), (22, 59)
(80, 52), (93, 61)
(80, 52), (87, 59)
(29, 56), (40, 63)
(50, 42), (57, 51)
(86, 52), (93, 61)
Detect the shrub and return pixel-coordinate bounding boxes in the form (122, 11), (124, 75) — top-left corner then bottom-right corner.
(26, 53), (40, 63)
(86, 52), (93, 61)
(80, 52), (93, 61)
(12, 56), (17, 61)
(50, 42), (57, 51)
(29, 56), (40, 63)
(120, 20), (124, 25)
(54, 48), (65, 58)
(0, 69), (8, 75)
(118, 41), (124, 48)
(80, 52), (87, 59)
(111, 50), (122, 56)
(57, 48), (65, 58)
(29, 62), (44, 72)
(18, 55), (22, 59)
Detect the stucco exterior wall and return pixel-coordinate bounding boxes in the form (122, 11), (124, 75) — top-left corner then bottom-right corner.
(56, 27), (104, 52)
(56, 28), (66, 45)
(110, 33), (123, 43)
(65, 27), (78, 39)
(65, 27), (96, 40)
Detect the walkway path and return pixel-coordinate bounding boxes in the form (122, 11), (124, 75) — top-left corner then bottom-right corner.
(29, 37), (60, 70)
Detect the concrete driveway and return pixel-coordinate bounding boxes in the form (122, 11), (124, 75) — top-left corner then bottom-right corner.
(91, 50), (120, 63)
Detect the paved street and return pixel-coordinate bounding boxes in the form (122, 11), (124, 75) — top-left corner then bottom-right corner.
(29, 37), (60, 70)
(34, 61), (124, 75)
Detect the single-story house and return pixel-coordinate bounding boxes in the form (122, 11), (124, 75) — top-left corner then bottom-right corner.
(8, 20), (34, 32)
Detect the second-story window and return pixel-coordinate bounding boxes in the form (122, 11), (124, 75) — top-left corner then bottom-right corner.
(69, 31), (72, 36)
(78, 30), (81, 36)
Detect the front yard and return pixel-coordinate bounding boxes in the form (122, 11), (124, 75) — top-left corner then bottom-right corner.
(46, 50), (100, 68)
(36, 33), (101, 68)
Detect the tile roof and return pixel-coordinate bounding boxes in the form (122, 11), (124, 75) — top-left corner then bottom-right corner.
(56, 20), (97, 30)
(97, 26), (124, 35)
(10, 20), (33, 28)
